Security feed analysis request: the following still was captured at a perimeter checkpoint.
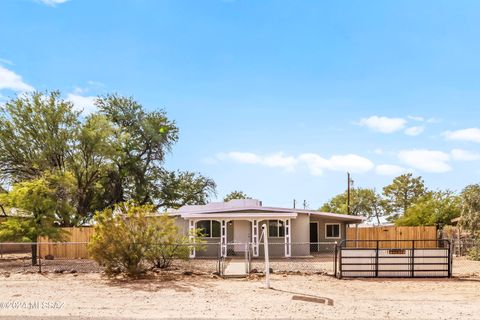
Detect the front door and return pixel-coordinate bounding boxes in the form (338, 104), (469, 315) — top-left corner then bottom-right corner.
(310, 222), (318, 252)
(233, 220), (250, 253)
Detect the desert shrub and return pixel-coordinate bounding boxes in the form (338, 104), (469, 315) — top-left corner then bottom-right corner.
(147, 242), (191, 269)
(145, 214), (205, 269)
(88, 202), (159, 277)
(88, 201), (203, 277)
(468, 242), (480, 261)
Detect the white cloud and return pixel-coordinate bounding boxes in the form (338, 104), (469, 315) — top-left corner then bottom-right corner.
(37, 0), (69, 6)
(262, 153), (298, 171)
(398, 149), (451, 173)
(444, 128), (480, 143)
(426, 117), (441, 124)
(0, 58), (13, 65)
(451, 149), (480, 161)
(373, 148), (384, 155)
(217, 152), (298, 172)
(66, 93), (97, 115)
(87, 80), (105, 87)
(375, 164), (409, 176)
(357, 116), (407, 134)
(299, 153), (374, 175)
(216, 151), (374, 175)
(408, 116), (424, 122)
(0, 65), (34, 92)
(404, 126), (425, 136)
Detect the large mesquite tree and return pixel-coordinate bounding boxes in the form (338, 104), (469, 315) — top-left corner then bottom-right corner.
(0, 91), (216, 236)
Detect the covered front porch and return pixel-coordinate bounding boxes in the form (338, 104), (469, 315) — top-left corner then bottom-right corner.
(185, 212), (297, 258)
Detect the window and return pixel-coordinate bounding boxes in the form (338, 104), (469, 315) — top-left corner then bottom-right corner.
(197, 220), (221, 238)
(268, 220), (285, 238)
(325, 223), (341, 239)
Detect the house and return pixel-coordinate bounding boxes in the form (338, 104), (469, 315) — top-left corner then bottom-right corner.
(170, 199), (364, 258)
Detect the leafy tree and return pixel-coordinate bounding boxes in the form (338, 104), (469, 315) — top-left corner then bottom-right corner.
(383, 173), (427, 221)
(154, 170), (216, 209)
(0, 91), (79, 182)
(395, 191), (461, 226)
(0, 91), (217, 227)
(460, 184), (480, 237)
(96, 95), (179, 205)
(0, 91), (91, 225)
(70, 114), (116, 223)
(224, 190), (250, 202)
(320, 188), (386, 224)
(0, 174), (69, 264)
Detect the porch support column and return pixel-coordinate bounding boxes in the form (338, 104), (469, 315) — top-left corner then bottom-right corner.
(252, 219), (259, 257)
(284, 218), (291, 257)
(220, 220), (227, 257)
(189, 219), (196, 258)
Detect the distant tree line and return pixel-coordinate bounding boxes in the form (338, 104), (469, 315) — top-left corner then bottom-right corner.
(320, 173), (480, 237)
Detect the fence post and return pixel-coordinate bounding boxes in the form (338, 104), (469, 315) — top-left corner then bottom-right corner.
(411, 240), (415, 278)
(245, 243), (249, 274)
(338, 241), (343, 279)
(447, 240), (452, 278)
(333, 242), (337, 278)
(375, 240), (379, 278)
(217, 242), (220, 275)
(38, 242), (42, 273)
(262, 225), (270, 289)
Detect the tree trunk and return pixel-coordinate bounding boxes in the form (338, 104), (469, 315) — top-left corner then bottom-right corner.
(31, 243), (38, 266)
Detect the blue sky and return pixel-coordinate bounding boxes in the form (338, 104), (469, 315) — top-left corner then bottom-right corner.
(1, 0), (480, 209)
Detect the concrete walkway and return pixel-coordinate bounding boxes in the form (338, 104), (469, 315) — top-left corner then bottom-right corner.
(223, 259), (247, 277)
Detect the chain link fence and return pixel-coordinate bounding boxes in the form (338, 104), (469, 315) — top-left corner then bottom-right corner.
(449, 239), (480, 278)
(1, 240), (479, 279)
(250, 242), (337, 275)
(0, 242), (222, 275)
(0, 242), (102, 274)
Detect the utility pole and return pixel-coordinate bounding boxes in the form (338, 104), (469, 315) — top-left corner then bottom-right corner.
(303, 200), (308, 209)
(293, 199), (296, 209)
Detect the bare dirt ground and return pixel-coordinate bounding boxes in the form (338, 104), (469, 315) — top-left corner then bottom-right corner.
(0, 273), (479, 320)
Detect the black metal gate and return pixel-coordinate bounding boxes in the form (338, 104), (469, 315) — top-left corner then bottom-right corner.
(336, 240), (451, 278)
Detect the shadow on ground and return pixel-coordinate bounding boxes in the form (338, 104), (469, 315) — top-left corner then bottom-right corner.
(104, 273), (217, 293)
(270, 287), (335, 306)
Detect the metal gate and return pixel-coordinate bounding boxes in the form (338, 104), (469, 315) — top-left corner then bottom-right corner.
(336, 240), (451, 278)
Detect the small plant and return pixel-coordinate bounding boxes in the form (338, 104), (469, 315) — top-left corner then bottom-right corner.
(468, 242), (480, 261)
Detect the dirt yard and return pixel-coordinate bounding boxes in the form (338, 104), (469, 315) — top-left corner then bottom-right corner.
(0, 273), (479, 320)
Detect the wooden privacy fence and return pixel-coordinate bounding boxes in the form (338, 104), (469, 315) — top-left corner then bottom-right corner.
(38, 227), (95, 259)
(346, 226), (439, 249)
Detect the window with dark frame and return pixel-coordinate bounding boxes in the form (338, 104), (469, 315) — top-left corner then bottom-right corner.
(325, 224), (340, 238)
(197, 220), (221, 238)
(268, 220), (285, 238)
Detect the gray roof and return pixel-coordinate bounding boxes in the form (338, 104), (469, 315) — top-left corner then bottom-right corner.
(169, 199), (364, 223)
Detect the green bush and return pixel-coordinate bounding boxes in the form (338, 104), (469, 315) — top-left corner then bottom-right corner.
(88, 202), (203, 277)
(88, 202), (156, 277)
(468, 243), (480, 261)
(145, 214), (205, 269)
